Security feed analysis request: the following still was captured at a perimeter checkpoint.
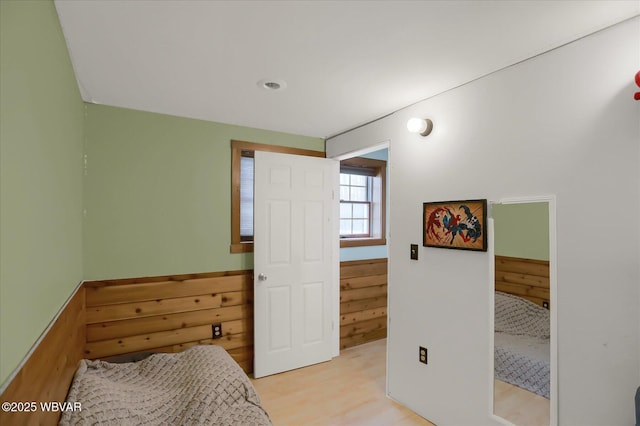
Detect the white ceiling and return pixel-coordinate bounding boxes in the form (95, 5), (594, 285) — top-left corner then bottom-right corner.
(54, 1), (639, 139)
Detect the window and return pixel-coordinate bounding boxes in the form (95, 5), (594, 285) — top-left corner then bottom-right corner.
(230, 140), (324, 253)
(339, 157), (386, 248)
(340, 173), (371, 237)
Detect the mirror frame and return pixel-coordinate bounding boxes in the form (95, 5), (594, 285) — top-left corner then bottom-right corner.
(488, 195), (557, 426)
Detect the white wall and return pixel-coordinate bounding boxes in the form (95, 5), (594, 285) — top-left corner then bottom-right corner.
(327, 18), (640, 426)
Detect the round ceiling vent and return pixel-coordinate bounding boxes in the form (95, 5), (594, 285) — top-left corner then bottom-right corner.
(257, 78), (287, 91)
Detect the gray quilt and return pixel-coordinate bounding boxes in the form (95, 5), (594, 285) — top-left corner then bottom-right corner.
(494, 291), (550, 399)
(59, 345), (271, 425)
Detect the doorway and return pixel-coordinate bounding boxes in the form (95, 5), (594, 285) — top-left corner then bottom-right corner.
(335, 145), (390, 354)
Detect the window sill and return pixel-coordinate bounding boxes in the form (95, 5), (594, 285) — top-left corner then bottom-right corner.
(230, 242), (254, 253)
(340, 238), (387, 248)
(232, 239), (385, 251)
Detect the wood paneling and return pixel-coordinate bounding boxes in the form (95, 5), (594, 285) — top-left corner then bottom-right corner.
(85, 293), (223, 324)
(341, 284), (387, 303)
(87, 259), (389, 361)
(83, 270), (254, 372)
(340, 259), (387, 279)
(341, 307), (387, 325)
(85, 274), (248, 306)
(340, 296), (387, 315)
(339, 258), (388, 349)
(495, 255), (550, 307)
(86, 305), (250, 342)
(0, 286), (85, 426)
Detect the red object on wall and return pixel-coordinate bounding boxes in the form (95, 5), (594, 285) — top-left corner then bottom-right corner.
(635, 71), (640, 100)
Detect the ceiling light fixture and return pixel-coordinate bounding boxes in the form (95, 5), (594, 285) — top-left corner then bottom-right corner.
(257, 78), (287, 91)
(407, 118), (433, 137)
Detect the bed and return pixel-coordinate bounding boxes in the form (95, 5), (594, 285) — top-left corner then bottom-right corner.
(494, 291), (550, 399)
(59, 345), (272, 425)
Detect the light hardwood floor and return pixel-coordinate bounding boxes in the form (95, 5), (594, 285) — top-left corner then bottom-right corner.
(251, 339), (434, 426)
(251, 339), (549, 426)
(494, 379), (550, 426)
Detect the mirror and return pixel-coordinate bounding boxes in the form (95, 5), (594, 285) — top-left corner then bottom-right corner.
(491, 200), (555, 425)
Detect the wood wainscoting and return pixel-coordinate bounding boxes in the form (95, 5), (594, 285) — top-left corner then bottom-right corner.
(84, 270), (254, 373)
(86, 258), (389, 367)
(495, 255), (550, 307)
(340, 258), (388, 349)
(0, 286), (85, 426)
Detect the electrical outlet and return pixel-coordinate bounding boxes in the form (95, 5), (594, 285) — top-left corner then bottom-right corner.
(410, 244), (418, 260)
(212, 323), (222, 339)
(419, 346), (428, 364)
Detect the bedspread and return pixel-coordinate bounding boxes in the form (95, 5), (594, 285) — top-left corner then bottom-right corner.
(494, 332), (550, 398)
(494, 291), (550, 399)
(59, 345), (271, 425)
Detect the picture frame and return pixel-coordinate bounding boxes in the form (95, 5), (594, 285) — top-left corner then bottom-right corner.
(423, 199), (487, 251)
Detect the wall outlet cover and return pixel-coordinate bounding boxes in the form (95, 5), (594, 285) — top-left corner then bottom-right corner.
(212, 323), (223, 339)
(419, 346), (427, 364)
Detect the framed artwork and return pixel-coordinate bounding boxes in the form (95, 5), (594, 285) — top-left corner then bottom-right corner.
(423, 199), (487, 251)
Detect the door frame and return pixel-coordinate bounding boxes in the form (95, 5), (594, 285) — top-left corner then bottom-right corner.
(329, 140), (390, 376)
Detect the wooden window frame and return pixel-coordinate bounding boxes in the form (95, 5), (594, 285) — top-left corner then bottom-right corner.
(339, 157), (387, 248)
(230, 140), (325, 253)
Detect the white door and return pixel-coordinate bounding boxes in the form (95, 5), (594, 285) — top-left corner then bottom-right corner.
(253, 151), (338, 379)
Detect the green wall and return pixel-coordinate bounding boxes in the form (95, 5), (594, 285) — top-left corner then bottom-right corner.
(492, 202), (549, 261)
(84, 104), (324, 279)
(0, 1), (84, 386)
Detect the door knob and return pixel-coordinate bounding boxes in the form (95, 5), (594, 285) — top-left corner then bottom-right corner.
(258, 273), (268, 281)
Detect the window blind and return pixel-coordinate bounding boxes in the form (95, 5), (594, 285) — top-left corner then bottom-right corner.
(239, 156), (254, 239)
